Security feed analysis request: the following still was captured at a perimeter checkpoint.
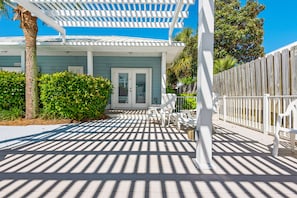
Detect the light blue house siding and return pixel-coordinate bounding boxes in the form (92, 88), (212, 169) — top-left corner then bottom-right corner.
(93, 56), (161, 104)
(0, 55), (162, 104)
(0, 56), (21, 67)
(0, 56), (88, 73)
(38, 56), (87, 74)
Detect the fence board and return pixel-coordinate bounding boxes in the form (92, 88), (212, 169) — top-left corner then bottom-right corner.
(274, 52), (282, 96)
(260, 57), (268, 94)
(214, 74), (219, 94)
(282, 49), (290, 95)
(216, 73), (221, 95)
(213, 75), (218, 94)
(220, 72), (224, 95)
(236, 66), (242, 96)
(231, 68), (236, 96)
(219, 72), (224, 95)
(228, 69), (233, 95)
(226, 69), (230, 95)
(221, 72), (226, 95)
(245, 63), (252, 96)
(266, 55), (275, 95)
(241, 64), (247, 96)
(224, 71), (230, 95)
(291, 46), (297, 94)
(255, 59), (262, 95)
(250, 61), (256, 96)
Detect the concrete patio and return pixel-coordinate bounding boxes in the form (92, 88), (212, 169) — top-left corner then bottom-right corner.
(0, 110), (296, 197)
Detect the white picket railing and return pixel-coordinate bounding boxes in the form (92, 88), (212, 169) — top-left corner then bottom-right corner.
(217, 95), (297, 136)
(176, 96), (197, 112)
(176, 94), (297, 139)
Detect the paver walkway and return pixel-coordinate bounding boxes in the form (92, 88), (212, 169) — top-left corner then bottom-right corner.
(0, 110), (296, 197)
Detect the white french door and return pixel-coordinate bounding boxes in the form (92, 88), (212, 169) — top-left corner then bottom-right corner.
(111, 68), (151, 109)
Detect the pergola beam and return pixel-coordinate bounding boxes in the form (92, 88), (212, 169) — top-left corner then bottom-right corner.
(168, 0), (185, 42)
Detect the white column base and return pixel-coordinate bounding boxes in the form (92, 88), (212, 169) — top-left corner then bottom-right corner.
(192, 158), (215, 170)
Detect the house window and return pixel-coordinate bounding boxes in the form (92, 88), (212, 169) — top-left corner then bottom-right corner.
(68, 66), (84, 74)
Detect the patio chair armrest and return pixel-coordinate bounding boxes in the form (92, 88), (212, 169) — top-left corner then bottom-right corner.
(278, 113), (286, 118)
(162, 107), (173, 113)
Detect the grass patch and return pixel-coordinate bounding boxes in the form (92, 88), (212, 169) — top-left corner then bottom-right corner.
(0, 108), (24, 121)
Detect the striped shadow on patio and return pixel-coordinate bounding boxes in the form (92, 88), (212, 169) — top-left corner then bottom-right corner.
(0, 110), (296, 197)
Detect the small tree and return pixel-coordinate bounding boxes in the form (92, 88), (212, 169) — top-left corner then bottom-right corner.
(215, 0), (265, 63)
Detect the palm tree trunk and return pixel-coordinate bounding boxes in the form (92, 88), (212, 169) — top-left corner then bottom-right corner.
(15, 5), (38, 119)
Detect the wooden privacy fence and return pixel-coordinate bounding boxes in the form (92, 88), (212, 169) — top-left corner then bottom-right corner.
(213, 45), (297, 96)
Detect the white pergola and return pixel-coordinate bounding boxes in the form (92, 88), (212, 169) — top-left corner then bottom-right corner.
(11, 0), (194, 42)
(8, 0), (215, 170)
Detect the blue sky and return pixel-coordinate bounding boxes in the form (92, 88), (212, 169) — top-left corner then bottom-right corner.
(0, 0), (296, 54)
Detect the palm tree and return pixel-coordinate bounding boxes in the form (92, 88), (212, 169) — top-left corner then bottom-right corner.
(170, 28), (198, 84)
(14, 5), (39, 119)
(0, 2), (39, 119)
(214, 55), (237, 74)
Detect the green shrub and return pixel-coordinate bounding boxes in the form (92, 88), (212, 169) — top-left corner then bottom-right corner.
(39, 72), (112, 120)
(180, 93), (196, 110)
(180, 77), (197, 85)
(0, 107), (24, 120)
(166, 86), (176, 94)
(0, 71), (25, 111)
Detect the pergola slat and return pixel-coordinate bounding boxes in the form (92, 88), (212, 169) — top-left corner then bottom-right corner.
(45, 10), (188, 19)
(57, 21), (183, 28)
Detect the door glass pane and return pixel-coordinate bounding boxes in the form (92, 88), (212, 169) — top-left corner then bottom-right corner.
(118, 73), (129, 104)
(136, 73), (146, 103)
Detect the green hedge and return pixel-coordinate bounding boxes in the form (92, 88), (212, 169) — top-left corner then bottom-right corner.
(0, 71), (25, 111)
(39, 72), (112, 120)
(180, 93), (196, 110)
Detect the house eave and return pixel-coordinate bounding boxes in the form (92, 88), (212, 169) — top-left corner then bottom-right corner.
(0, 36), (185, 64)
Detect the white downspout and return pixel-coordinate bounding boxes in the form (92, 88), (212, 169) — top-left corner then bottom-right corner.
(87, 51), (93, 76)
(161, 52), (167, 104)
(21, 50), (25, 72)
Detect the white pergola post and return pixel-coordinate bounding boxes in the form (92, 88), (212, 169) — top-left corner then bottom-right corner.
(87, 51), (93, 76)
(161, 52), (167, 104)
(194, 0), (215, 170)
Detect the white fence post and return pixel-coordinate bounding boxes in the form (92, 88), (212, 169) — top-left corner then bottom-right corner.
(263, 94), (270, 134)
(223, 95), (227, 122)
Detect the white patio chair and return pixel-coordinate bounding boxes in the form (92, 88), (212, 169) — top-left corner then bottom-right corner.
(173, 110), (197, 132)
(160, 93), (177, 126)
(147, 93), (177, 126)
(272, 99), (297, 157)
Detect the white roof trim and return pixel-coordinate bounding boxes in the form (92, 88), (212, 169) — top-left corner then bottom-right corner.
(0, 36), (185, 63)
(0, 35), (185, 47)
